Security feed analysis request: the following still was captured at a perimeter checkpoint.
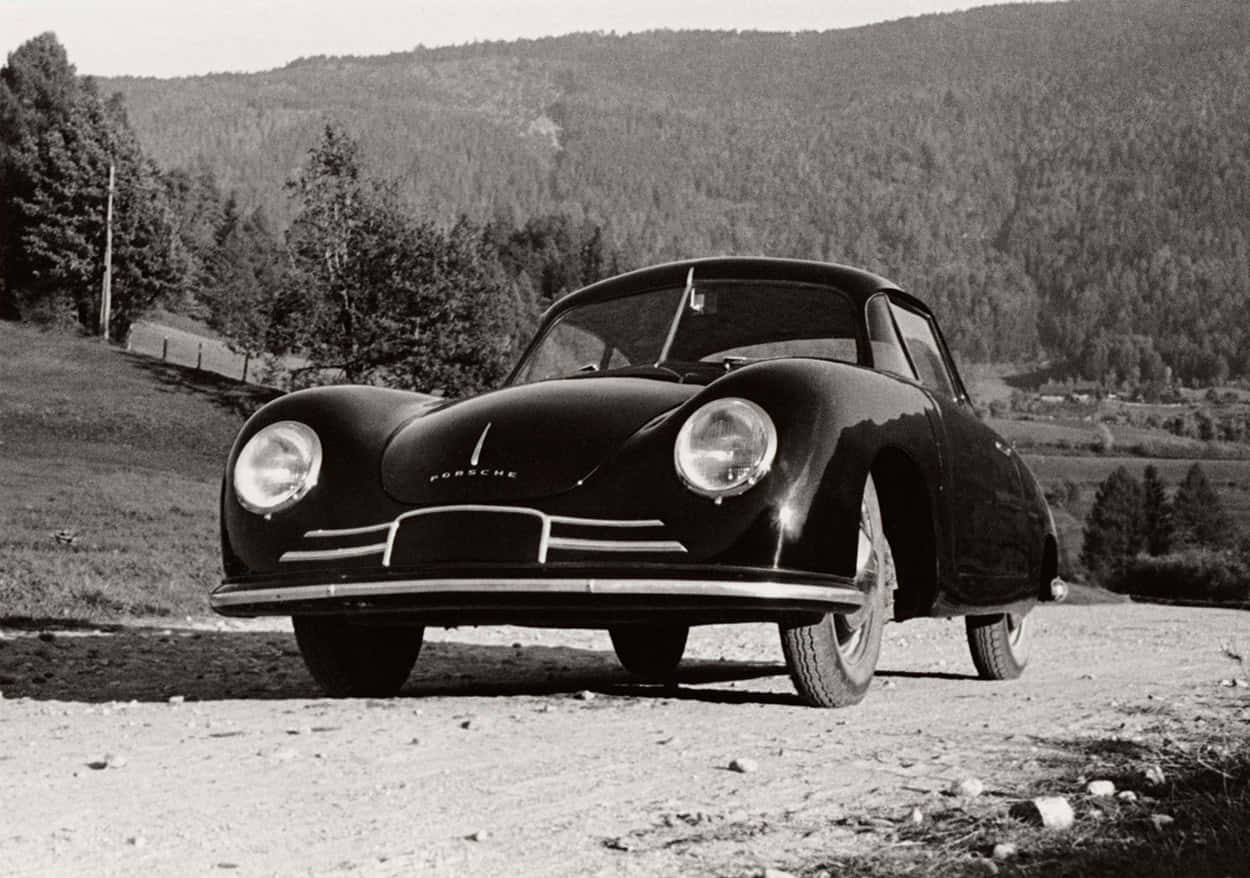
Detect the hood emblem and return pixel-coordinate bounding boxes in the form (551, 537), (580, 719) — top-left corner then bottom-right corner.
(470, 422), (492, 466)
(427, 422), (517, 483)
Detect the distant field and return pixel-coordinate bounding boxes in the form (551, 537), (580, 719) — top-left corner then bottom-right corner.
(1024, 454), (1250, 535)
(1025, 455), (1250, 487)
(991, 416), (1250, 459)
(959, 370), (1249, 570)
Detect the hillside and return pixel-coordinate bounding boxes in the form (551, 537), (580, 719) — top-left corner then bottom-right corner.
(0, 323), (274, 619)
(100, 0), (1250, 379)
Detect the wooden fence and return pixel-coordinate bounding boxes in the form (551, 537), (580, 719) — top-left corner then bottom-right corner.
(125, 321), (300, 387)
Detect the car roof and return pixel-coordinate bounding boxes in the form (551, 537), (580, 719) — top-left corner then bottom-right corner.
(548, 257), (931, 317)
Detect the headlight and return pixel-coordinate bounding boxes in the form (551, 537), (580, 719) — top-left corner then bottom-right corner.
(233, 421), (323, 514)
(674, 398), (777, 499)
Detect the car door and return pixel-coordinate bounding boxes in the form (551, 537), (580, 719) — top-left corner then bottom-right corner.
(885, 298), (1032, 600)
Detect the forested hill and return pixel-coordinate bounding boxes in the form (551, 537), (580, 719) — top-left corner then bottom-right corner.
(104, 0), (1250, 380)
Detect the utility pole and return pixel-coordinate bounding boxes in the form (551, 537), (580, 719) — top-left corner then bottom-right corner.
(99, 160), (115, 339)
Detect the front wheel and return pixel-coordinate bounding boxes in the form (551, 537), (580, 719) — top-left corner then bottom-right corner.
(292, 616), (423, 697)
(780, 475), (893, 708)
(609, 624), (689, 680)
(965, 612), (1030, 680)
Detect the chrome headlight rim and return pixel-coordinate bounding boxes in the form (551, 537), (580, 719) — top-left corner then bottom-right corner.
(673, 397), (778, 499)
(232, 420), (323, 515)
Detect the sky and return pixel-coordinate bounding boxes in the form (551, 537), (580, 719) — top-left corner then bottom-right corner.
(1, 1), (1059, 78)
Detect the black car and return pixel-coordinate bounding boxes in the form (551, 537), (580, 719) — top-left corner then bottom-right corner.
(214, 257), (1060, 707)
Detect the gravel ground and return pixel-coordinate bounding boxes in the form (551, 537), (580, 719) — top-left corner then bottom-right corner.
(1, 602), (1247, 876)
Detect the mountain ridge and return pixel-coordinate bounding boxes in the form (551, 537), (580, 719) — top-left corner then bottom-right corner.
(95, 0), (1250, 379)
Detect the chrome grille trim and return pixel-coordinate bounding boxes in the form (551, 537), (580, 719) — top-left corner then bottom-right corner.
(278, 505), (687, 565)
(304, 522), (392, 538)
(546, 537), (687, 554)
(279, 543), (389, 563)
(547, 515), (665, 528)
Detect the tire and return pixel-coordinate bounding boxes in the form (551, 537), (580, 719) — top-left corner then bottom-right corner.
(292, 615), (423, 697)
(609, 624), (689, 680)
(780, 474), (893, 708)
(965, 612), (1030, 680)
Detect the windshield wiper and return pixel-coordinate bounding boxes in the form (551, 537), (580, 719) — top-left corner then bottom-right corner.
(564, 363), (684, 382)
(656, 266), (697, 365)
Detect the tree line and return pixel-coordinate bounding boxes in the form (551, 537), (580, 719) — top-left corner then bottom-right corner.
(0, 35), (623, 396)
(1082, 463), (1249, 603)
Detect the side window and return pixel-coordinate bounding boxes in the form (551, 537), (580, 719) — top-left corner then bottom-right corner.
(888, 301), (957, 399)
(865, 295), (916, 379)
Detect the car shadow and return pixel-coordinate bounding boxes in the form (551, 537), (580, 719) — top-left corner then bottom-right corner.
(405, 654), (801, 706)
(121, 351), (281, 418)
(0, 622), (796, 706)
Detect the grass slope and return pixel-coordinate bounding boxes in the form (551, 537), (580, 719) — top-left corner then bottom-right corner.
(0, 322), (276, 621)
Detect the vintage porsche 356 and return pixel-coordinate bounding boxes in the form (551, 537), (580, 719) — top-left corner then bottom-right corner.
(213, 257), (1061, 707)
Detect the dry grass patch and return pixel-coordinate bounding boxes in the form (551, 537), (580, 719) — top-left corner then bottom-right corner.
(796, 706), (1250, 877)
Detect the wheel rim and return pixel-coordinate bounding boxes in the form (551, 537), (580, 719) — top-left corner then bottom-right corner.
(856, 516), (876, 582)
(1006, 613), (1027, 649)
(839, 498), (880, 651)
(835, 614), (868, 658)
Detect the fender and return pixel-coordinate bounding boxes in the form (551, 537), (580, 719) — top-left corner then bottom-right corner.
(223, 386), (441, 572)
(596, 359), (950, 588)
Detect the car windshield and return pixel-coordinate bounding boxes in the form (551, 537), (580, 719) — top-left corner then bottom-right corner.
(511, 279), (861, 385)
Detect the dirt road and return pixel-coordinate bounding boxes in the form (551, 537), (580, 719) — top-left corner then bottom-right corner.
(1, 602), (1246, 877)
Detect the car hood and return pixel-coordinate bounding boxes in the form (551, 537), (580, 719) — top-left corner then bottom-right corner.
(380, 377), (698, 505)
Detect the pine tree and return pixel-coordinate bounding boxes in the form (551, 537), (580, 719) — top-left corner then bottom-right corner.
(206, 200), (283, 366)
(1172, 463), (1232, 550)
(1141, 464), (1173, 556)
(1081, 466), (1144, 583)
(162, 162), (228, 318)
(0, 33), (180, 337)
(0, 33), (93, 324)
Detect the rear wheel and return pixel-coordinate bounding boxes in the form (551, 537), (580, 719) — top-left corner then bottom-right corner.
(292, 615), (423, 697)
(780, 475), (893, 708)
(609, 624), (689, 680)
(965, 612), (1030, 680)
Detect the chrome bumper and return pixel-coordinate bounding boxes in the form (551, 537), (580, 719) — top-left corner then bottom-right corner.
(211, 570), (864, 625)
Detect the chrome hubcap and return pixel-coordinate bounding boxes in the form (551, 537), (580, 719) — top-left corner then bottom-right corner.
(1006, 614), (1027, 648)
(840, 499), (879, 652)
